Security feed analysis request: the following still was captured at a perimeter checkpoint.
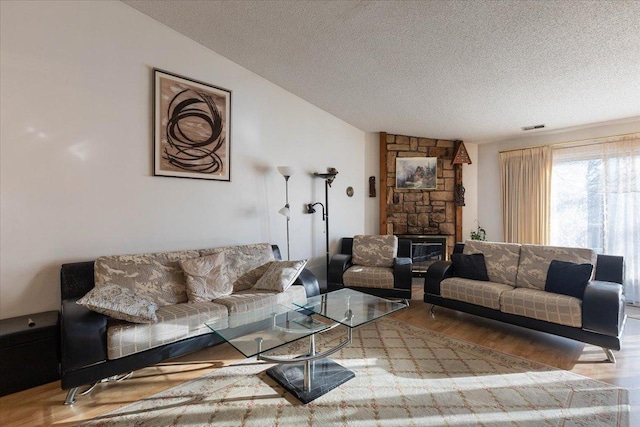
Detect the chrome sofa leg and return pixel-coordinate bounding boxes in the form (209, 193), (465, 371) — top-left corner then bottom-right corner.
(430, 304), (436, 318)
(603, 348), (616, 363)
(402, 298), (410, 306)
(62, 371), (133, 404)
(64, 387), (79, 405)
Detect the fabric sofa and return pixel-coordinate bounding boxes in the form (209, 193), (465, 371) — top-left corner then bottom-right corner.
(424, 240), (626, 362)
(60, 243), (319, 404)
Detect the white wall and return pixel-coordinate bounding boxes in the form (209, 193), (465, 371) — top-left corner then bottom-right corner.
(0, 1), (366, 319)
(364, 132), (380, 234)
(477, 118), (640, 242)
(461, 143), (479, 241)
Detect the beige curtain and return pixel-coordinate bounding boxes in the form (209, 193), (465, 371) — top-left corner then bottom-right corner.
(499, 146), (552, 244)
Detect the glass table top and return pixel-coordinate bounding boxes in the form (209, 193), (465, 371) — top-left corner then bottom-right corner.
(205, 289), (406, 358)
(293, 288), (406, 328)
(205, 304), (330, 358)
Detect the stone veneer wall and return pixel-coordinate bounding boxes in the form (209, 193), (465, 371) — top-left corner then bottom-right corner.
(380, 133), (457, 253)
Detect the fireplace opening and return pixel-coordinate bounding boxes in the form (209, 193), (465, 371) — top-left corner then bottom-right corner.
(397, 235), (448, 277)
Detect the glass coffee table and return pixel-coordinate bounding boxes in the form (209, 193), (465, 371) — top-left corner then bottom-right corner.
(205, 288), (406, 403)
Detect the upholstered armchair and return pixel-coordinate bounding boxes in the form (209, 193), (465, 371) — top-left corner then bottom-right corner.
(328, 235), (413, 303)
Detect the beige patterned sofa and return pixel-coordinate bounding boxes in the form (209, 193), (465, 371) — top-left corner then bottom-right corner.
(425, 240), (626, 362)
(60, 243), (319, 404)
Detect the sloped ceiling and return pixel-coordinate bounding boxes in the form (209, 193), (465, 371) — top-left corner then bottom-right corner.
(123, 0), (640, 142)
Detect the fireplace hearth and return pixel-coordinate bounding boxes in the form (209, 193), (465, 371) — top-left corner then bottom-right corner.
(396, 235), (448, 277)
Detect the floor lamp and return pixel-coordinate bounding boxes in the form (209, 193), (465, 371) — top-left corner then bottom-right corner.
(277, 166), (293, 260)
(308, 169), (338, 281)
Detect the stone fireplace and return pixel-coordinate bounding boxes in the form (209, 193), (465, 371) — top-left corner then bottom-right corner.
(379, 132), (461, 260)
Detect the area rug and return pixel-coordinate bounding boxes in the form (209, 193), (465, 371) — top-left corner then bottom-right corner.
(79, 318), (629, 427)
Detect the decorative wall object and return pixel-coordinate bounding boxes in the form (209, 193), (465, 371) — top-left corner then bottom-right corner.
(395, 157), (437, 190)
(154, 69), (231, 181)
(369, 176), (376, 197)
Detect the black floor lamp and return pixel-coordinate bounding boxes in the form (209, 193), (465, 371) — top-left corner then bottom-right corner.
(307, 168), (338, 281)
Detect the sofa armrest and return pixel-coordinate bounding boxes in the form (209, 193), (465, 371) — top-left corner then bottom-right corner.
(582, 280), (625, 336)
(294, 268), (320, 297)
(424, 261), (454, 296)
(61, 298), (108, 375)
(328, 254), (352, 286)
(393, 257), (413, 290)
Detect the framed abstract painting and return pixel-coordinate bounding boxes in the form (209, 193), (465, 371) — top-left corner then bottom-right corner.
(154, 69), (231, 181)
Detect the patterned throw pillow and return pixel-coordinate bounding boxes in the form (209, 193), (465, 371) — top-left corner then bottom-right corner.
(180, 252), (233, 302)
(253, 260), (308, 292)
(352, 235), (398, 268)
(77, 284), (158, 323)
(94, 250), (200, 306)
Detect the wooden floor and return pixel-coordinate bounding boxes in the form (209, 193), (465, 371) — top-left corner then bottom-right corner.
(1, 286), (638, 426)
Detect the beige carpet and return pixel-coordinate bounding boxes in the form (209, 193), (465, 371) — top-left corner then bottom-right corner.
(79, 318), (629, 427)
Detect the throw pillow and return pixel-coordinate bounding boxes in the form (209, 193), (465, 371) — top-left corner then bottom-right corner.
(180, 252), (233, 302)
(451, 253), (490, 281)
(545, 259), (594, 299)
(352, 235), (398, 268)
(253, 259), (308, 292)
(77, 284), (158, 323)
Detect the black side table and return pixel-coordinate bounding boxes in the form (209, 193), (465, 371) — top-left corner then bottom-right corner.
(0, 311), (60, 396)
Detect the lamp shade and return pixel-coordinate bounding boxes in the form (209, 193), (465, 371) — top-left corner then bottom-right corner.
(278, 205), (290, 218)
(277, 166), (294, 177)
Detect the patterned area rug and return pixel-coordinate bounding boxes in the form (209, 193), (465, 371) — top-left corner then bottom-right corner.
(80, 319), (629, 427)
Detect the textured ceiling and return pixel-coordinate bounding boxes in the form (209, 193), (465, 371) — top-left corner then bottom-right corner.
(123, 0), (640, 143)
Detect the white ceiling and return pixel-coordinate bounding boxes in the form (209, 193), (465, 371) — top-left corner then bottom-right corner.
(123, 0), (640, 143)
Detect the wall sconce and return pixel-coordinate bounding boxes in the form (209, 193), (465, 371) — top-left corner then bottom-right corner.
(277, 166), (294, 260)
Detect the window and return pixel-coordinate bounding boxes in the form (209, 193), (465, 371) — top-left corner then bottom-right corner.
(550, 135), (640, 304)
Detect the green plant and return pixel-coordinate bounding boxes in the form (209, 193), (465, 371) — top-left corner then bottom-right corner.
(470, 222), (486, 241)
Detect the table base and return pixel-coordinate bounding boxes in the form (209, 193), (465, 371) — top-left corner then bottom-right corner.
(266, 358), (355, 404)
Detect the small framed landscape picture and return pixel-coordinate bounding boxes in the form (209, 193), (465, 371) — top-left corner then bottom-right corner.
(154, 69), (231, 181)
(396, 157), (437, 190)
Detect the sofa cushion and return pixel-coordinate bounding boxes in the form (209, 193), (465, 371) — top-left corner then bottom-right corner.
(214, 286), (307, 315)
(545, 260), (594, 299)
(515, 244), (596, 290)
(451, 253), (490, 281)
(106, 301), (228, 359)
(463, 241), (521, 286)
(200, 243), (275, 292)
(77, 284), (158, 323)
(180, 252), (233, 302)
(253, 259), (308, 292)
(441, 277), (514, 310)
(343, 265), (395, 289)
(500, 288), (582, 328)
(94, 250), (200, 306)
(352, 235), (398, 268)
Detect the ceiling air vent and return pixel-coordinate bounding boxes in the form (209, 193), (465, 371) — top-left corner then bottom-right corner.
(521, 124), (545, 131)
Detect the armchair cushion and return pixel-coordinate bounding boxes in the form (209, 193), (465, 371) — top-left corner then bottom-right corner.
(343, 265), (395, 289)
(352, 235), (398, 268)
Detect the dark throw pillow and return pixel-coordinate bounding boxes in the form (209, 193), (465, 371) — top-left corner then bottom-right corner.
(451, 253), (490, 281)
(544, 260), (594, 299)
